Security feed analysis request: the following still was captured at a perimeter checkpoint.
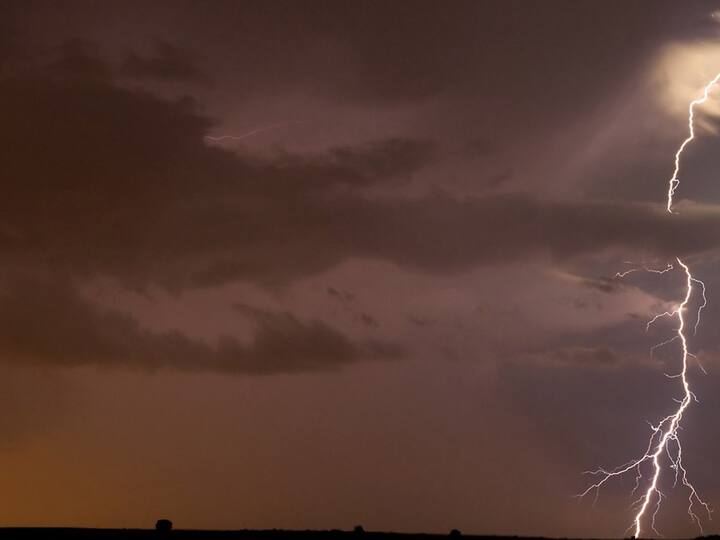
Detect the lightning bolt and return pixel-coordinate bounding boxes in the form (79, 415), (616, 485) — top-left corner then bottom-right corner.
(667, 72), (720, 213)
(614, 262), (674, 279)
(579, 72), (720, 537)
(204, 121), (307, 143)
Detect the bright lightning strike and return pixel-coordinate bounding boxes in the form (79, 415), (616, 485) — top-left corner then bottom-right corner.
(579, 259), (710, 537)
(579, 71), (720, 537)
(667, 72), (720, 213)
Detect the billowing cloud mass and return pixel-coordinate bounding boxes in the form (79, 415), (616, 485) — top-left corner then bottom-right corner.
(4, 52), (720, 291)
(4, 49), (720, 375)
(122, 41), (206, 83)
(0, 277), (401, 373)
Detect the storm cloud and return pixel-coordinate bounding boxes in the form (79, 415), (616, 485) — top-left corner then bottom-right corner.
(3, 59), (720, 294)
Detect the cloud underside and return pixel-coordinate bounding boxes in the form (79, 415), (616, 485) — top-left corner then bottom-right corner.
(3, 72), (720, 288)
(2, 55), (720, 373)
(0, 278), (401, 373)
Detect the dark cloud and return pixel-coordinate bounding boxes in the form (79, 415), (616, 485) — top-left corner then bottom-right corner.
(0, 277), (400, 373)
(5, 49), (720, 381)
(357, 194), (720, 272)
(530, 346), (621, 368)
(122, 41), (206, 83)
(4, 62), (720, 294)
(326, 287), (379, 328)
(328, 138), (435, 181)
(575, 276), (627, 294)
(47, 39), (112, 81)
(359, 313), (379, 328)
(173, 0), (715, 110)
(406, 315), (437, 328)
(5, 2), (715, 124)
(0, 60), (434, 290)
(327, 287), (356, 303)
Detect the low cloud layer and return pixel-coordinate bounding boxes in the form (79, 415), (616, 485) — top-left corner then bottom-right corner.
(3, 57), (720, 294)
(1, 50), (720, 376)
(0, 277), (400, 373)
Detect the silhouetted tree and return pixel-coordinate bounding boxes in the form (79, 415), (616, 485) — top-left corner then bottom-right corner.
(155, 519), (173, 533)
(353, 525), (365, 535)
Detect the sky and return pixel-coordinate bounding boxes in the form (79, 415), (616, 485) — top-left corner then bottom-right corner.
(4, 0), (720, 537)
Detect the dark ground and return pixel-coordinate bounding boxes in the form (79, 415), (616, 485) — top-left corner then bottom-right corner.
(0, 530), (581, 540)
(0, 529), (716, 540)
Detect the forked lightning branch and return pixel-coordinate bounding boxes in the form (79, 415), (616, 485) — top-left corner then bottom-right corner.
(578, 74), (719, 537)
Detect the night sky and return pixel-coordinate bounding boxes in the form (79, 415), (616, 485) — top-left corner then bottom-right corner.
(3, 1), (720, 537)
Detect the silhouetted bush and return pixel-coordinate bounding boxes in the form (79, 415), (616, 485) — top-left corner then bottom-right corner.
(450, 530), (462, 538)
(155, 519), (173, 533)
(353, 526), (365, 535)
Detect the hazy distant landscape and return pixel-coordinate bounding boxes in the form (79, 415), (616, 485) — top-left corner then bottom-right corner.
(0, 531), (588, 540)
(2, 529), (716, 540)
